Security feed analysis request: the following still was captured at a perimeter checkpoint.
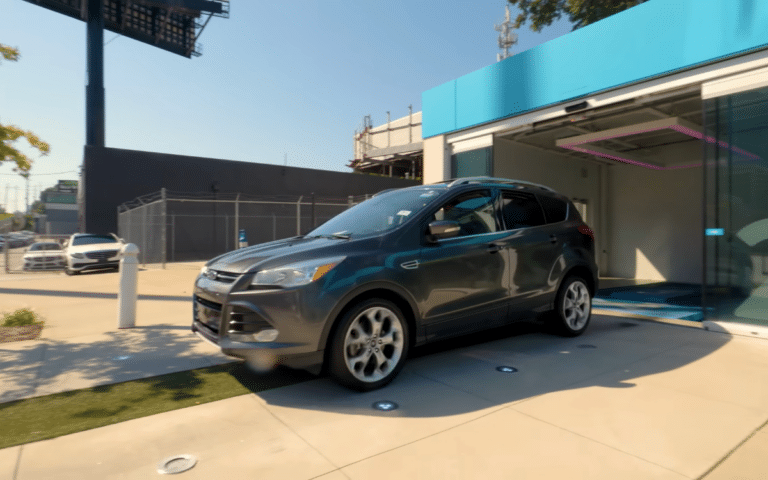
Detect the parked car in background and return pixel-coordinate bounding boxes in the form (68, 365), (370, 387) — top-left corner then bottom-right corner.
(23, 242), (67, 271)
(192, 177), (598, 391)
(65, 233), (124, 275)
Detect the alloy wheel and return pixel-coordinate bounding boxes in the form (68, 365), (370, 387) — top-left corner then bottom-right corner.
(343, 306), (405, 384)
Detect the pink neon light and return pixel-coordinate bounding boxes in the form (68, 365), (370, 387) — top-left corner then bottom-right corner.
(559, 123), (762, 170)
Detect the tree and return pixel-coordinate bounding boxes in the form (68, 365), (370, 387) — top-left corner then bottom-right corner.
(507, 0), (648, 32)
(1, 44), (50, 173)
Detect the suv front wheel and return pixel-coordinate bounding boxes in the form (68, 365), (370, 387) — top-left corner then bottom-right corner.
(328, 298), (410, 391)
(549, 276), (592, 337)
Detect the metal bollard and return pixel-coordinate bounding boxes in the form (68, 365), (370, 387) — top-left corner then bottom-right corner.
(118, 243), (140, 329)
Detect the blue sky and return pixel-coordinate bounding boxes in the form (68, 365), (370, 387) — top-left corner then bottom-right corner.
(1, 0), (573, 213)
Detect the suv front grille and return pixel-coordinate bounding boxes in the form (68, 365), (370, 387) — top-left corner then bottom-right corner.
(194, 296), (222, 334)
(202, 269), (240, 284)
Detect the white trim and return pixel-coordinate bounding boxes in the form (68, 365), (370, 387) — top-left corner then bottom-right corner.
(443, 48), (768, 141)
(702, 65), (768, 99)
(450, 134), (493, 155)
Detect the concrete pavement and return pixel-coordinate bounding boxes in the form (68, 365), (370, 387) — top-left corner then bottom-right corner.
(1, 266), (768, 479)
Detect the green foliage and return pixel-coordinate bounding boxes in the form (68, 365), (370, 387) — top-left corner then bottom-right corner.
(507, 0), (648, 32)
(0, 43), (50, 173)
(2, 308), (44, 327)
(0, 44), (19, 63)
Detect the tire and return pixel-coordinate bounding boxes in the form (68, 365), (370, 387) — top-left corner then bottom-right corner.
(548, 276), (592, 337)
(65, 268), (79, 276)
(328, 298), (410, 392)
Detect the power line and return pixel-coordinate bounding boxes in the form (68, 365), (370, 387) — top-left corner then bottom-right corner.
(0, 170), (78, 176)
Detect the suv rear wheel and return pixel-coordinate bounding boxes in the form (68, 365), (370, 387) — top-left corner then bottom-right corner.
(549, 276), (592, 337)
(328, 298), (409, 391)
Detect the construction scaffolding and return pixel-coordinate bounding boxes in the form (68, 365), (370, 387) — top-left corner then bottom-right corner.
(350, 108), (423, 180)
(117, 189), (370, 265)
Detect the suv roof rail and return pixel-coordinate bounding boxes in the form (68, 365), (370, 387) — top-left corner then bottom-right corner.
(436, 176), (555, 192)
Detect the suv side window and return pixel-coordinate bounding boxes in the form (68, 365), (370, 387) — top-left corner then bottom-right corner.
(430, 190), (499, 237)
(538, 195), (568, 224)
(500, 191), (545, 229)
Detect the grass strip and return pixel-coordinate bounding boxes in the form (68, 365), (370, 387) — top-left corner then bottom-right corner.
(0, 362), (314, 449)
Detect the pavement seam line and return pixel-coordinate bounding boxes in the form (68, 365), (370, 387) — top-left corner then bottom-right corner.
(12, 445), (23, 480)
(244, 393), (346, 474)
(334, 404), (510, 472)
(406, 368), (496, 404)
(509, 407), (690, 478)
(695, 416), (768, 480)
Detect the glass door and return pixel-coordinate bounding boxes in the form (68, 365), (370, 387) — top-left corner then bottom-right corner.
(703, 86), (768, 326)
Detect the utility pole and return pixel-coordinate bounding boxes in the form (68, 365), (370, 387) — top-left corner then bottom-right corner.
(24, 174), (30, 214)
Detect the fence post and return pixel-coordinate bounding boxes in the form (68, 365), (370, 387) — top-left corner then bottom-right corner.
(311, 193), (316, 229)
(141, 205), (147, 267)
(296, 196), (303, 236)
(234, 193), (240, 251)
(348, 195), (353, 208)
(171, 215), (175, 262)
(161, 188), (166, 269)
(3, 238), (8, 274)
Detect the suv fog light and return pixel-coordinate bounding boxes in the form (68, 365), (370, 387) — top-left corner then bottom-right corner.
(253, 329), (279, 342)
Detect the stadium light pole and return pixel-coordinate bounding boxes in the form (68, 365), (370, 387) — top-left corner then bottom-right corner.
(86, 0), (105, 148)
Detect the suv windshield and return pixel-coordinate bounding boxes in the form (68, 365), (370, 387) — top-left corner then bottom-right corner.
(71, 235), (118, 246)
(308, 188), (444, 237)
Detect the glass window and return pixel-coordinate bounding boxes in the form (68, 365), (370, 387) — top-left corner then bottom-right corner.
(704, 85), (768, 326)
(430, 190), (498, 237)
(451, 147), (492, 178)
(308, 187), (445, 238)
(500, 192), (545, 229)
(539, 195), (569, 223)
(71, 234), (118, 246)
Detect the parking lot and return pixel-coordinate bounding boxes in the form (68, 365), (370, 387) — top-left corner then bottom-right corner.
(1, 266), (767, 479)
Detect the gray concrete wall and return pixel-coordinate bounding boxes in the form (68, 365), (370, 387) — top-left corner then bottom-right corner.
(607, 163), (703, 283)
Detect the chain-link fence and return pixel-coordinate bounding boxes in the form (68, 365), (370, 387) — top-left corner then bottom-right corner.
(117, 190), (371, 265)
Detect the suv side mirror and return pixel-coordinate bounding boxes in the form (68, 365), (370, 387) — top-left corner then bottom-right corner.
(427, 220), (460, 242)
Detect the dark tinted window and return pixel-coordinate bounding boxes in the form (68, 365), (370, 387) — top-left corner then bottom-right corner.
(501, 192), (545, 229)
(538, 195), (568, 223)
(430, 190), (498, 237)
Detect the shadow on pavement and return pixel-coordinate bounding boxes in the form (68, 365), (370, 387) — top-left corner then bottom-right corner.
(0, 326), (232, 403)
(254, 315), (731, 418)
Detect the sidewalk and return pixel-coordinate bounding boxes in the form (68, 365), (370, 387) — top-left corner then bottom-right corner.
(1, 266), (767, 479)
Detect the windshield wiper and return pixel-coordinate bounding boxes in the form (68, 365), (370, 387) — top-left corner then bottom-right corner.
(306, 232), (351, 240)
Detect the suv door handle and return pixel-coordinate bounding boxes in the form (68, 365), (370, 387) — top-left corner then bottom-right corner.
(549, 234), (557, 244)
(487, 243), (503, 253)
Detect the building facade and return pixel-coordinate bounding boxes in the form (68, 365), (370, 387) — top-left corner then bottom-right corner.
(418, 0), (768, 326)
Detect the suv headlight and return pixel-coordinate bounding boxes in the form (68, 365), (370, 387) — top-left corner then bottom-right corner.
(70, 253), (85, 259)
(251, 257), (345, 288)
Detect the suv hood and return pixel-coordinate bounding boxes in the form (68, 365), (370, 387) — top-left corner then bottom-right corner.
(207, 236), (356, 274)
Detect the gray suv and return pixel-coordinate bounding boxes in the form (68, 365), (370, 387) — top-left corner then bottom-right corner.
(192, 177), (598, 391)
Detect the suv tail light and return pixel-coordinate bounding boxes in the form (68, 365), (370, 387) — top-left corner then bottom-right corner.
(577, 224), (594, 241)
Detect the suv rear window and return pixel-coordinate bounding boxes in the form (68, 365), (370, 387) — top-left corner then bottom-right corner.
(538, 195), (568, 224)
(500, 191), (545, 229)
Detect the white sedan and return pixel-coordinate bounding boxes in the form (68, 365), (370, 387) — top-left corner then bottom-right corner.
(23, 242), (67, 271)
(65, 233), (124, 275)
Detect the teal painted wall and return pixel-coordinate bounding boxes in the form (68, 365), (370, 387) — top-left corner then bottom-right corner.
(422, 0), (768, 138)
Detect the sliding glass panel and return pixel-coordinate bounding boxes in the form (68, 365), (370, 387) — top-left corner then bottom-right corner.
(703, 87), (768, 326)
